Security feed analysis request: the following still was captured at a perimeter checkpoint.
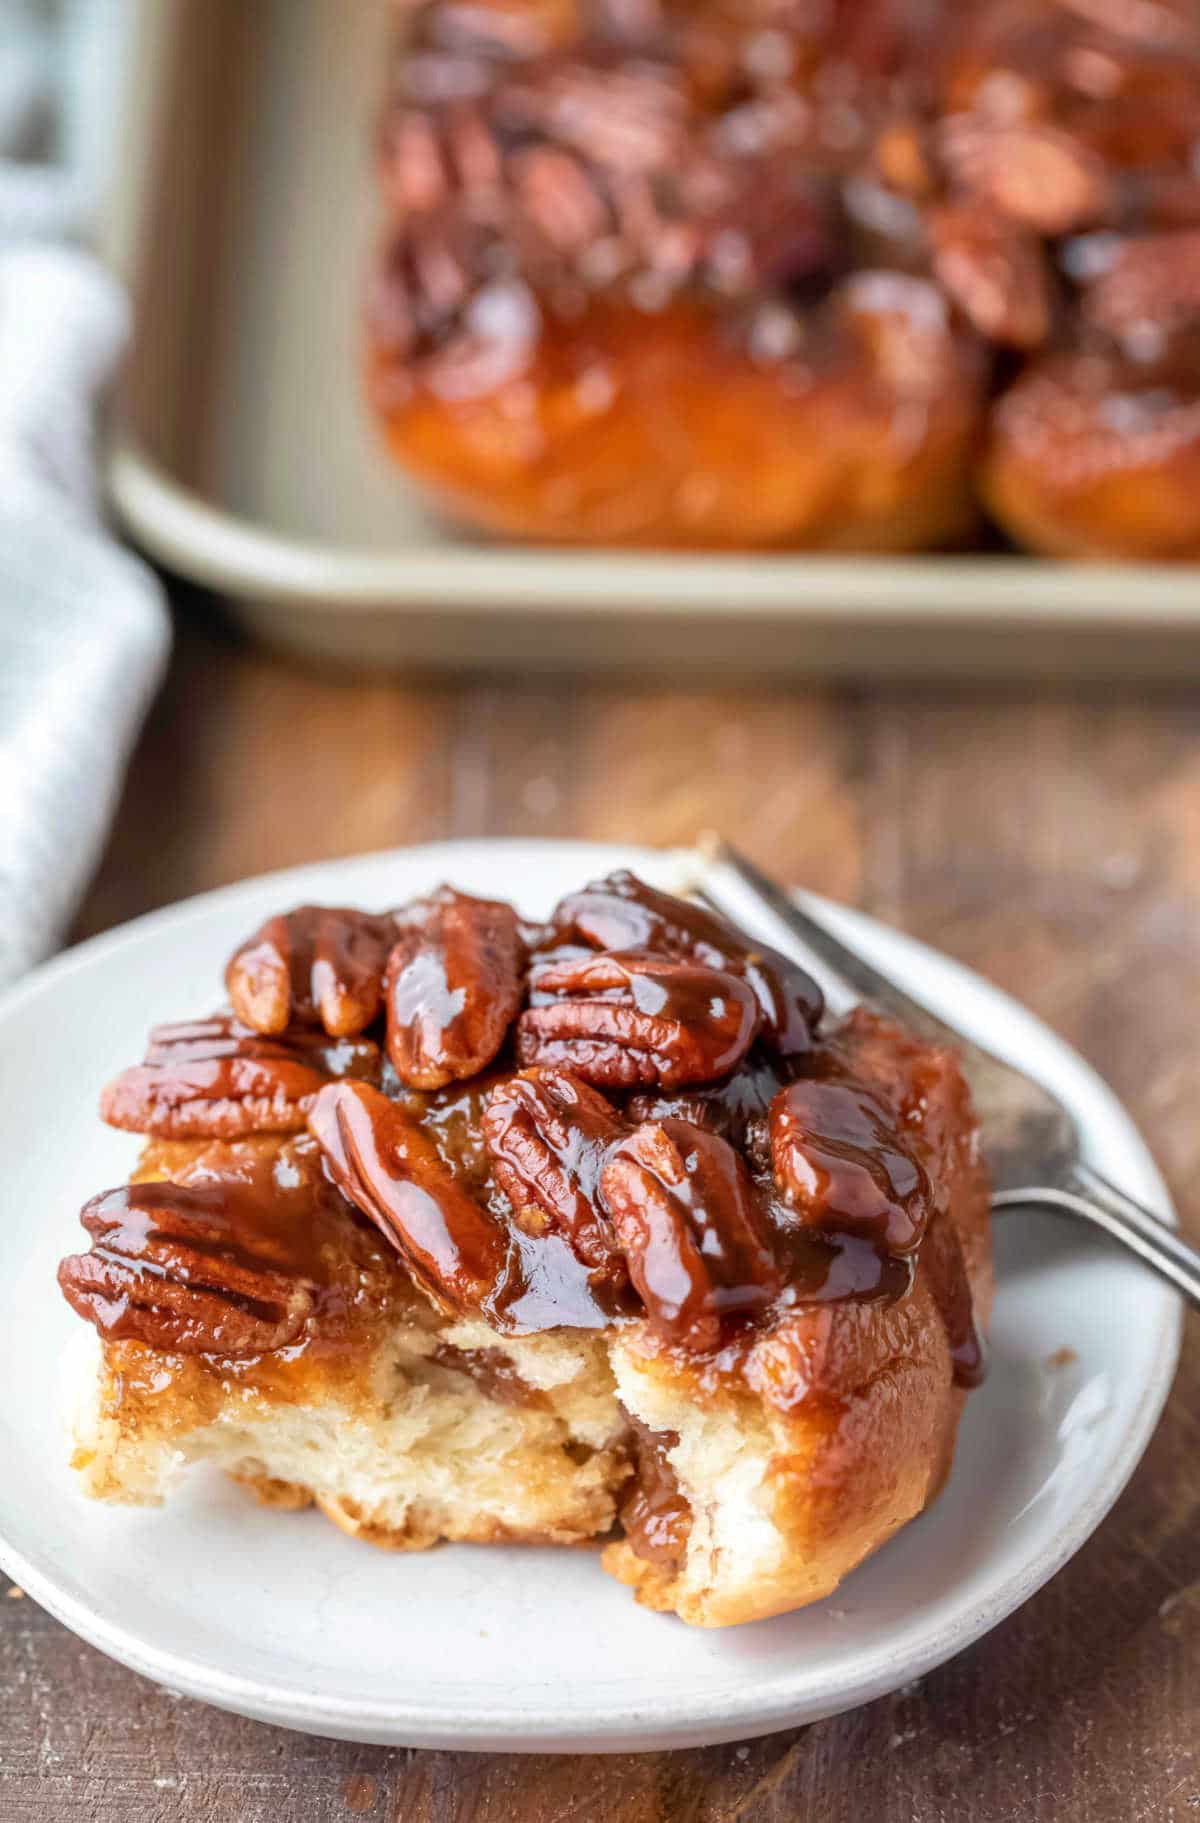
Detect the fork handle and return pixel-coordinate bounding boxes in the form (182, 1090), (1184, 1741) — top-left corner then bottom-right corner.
(993, 1160), (1200, 1308)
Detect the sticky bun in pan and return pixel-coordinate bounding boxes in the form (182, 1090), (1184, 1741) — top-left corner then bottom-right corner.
(366, 0), (1200, 559)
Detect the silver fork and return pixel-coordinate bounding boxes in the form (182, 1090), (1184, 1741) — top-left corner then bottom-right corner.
(697, 838), (1200, 1310)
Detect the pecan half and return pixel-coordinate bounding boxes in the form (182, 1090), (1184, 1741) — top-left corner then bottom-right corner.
(378, 106), (453, 215)
(510, 143), (610, 252)
(226, 906), (396, 1037)
(546, 871), (822, 1057)
(517, 950), (759, 1089)
(769, 1077), (932, 1255)
(482, 1067), (626, 1270)
(626, 1050), (789, 1173)
(500, 62), (689, 175)
(385, 886), (524, 1089)
(100, 1015), (382, 1141)
(939, 118), (1109, 235)
(547, 870), (726, 955)
(929, 203), (1052, 348)
(1082, 228), (1200, 357)
(307, 1081), (508, 1314)
(57, 1182), (317, 1356)
(367, 216), (493, 370)
(600, 1120), (781, 1351)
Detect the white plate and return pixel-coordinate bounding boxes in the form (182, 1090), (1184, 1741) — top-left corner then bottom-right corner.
(0, 840), (1182, 1752)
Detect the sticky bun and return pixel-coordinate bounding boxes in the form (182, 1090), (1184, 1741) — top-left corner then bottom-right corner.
(367, 0), (1200, 560)
(60, 870), (991, 1627)
(366, 0), (985, 549)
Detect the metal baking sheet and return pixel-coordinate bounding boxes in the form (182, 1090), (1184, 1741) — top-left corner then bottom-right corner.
(102, 0), (1200, 678)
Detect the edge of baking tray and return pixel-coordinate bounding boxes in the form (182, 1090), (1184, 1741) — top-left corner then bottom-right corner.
(107, 432), (1200, 623)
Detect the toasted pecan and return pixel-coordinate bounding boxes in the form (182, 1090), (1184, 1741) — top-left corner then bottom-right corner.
(770, 1076), (932, 1255)
(58, 1182), (319, 1357)
(929, 202), (1053, 348)
(545, 871), (823, 1056)
(226, 905), (396, 1037)
(1082, 228), (1200, 354)
(308, 1081), (509, 1314)
(517, 949), (759, 1088)
(100, 1015), (382, 1141)
(939, 117), (1109, 236)
(384, 886), (525, 1089)
(482, 1067), (626, 1270)
(600, 1119), (781, 1351)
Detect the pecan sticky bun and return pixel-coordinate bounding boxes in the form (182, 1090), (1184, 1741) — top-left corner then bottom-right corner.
(365, 0), (986, 550)
(366, 0), (1200, 560)
(59, 870), (991, 1627)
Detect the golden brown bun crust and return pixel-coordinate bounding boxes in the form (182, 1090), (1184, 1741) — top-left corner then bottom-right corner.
(603, 1010), (992, 1627)
(605, 1251), (979, 1625)
(983, 355), (1200, 561)
(368, 293), (984, 551)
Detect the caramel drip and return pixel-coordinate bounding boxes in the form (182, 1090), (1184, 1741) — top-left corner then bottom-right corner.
(618, 1416), (692, 1575)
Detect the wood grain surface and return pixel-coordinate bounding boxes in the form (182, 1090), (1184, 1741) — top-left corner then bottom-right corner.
(4, 599), (1197, 1822)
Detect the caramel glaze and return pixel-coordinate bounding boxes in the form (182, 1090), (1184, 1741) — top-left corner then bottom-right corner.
(64, 884), (987, 1421)
(546, 870), (824, 1057)
(617, 1416), (692, 1578)
(626, 1044), (793, 1173)
(321, 1005), (983, 1381)
(430, 1344), (547, 1410)
(390, 1066), (509, 1202)
(311, 1078), (633, 1334)
(919, 1203), (987, 1392)
(390, 1066), (635, 1327)
(85, 1138), (413, 1433)
(767, 1011), (987, 1389)
(770, 1075), (933, 1256)
(101, 1014), (382, 1138)
(485, 1222), (632, 1332)
(308, 1081), (512, 1316)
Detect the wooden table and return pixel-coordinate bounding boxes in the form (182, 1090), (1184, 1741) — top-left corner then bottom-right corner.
(4, 599), (1197, 1822)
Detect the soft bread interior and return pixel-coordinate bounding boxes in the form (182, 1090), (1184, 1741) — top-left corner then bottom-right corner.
(70, 1317), (630, 1550)
(602, 1267), (971, 1627)
(70, 1269), (967, 1626)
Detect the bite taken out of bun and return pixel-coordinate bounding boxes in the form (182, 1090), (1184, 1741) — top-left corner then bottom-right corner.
(60, 872), (991, 1627)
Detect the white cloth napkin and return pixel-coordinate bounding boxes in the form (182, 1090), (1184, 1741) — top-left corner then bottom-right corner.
(0, 0), (170, 987)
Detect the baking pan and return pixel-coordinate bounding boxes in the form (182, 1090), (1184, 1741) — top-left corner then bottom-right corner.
(101, 0), (1200, 679)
